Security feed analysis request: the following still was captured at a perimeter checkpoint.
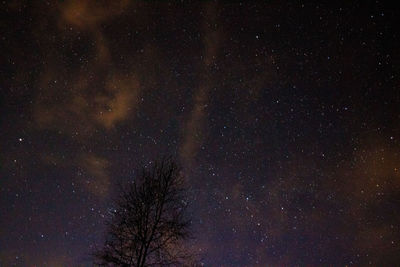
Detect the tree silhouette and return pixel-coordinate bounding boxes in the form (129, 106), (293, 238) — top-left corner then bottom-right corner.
(94, 159), (195, 266)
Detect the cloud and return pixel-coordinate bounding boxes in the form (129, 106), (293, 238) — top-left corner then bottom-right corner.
(34, 71), (141, 137)
(59, 0), (129, 30)
(341, 138), (400, 256)
(79, 153), (110, 197)
(31, 1), (141, 200)
(95, 74), (141, 129)
(34, 1), (140, 135)
(58, 0), (130, 65)
(180, 3), (219, 167)
(179, 85), (208, 163)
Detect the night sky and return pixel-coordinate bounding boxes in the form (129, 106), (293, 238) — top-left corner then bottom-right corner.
(1, 1), (400, 266)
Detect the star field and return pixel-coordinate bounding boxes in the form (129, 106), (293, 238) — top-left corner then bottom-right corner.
(1, 1), (400, 266)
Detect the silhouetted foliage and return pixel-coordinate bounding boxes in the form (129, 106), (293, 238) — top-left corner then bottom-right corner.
(94, 159), (196, 266)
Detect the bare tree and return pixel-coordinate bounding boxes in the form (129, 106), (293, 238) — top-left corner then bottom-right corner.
(94, 159), (196, 266)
